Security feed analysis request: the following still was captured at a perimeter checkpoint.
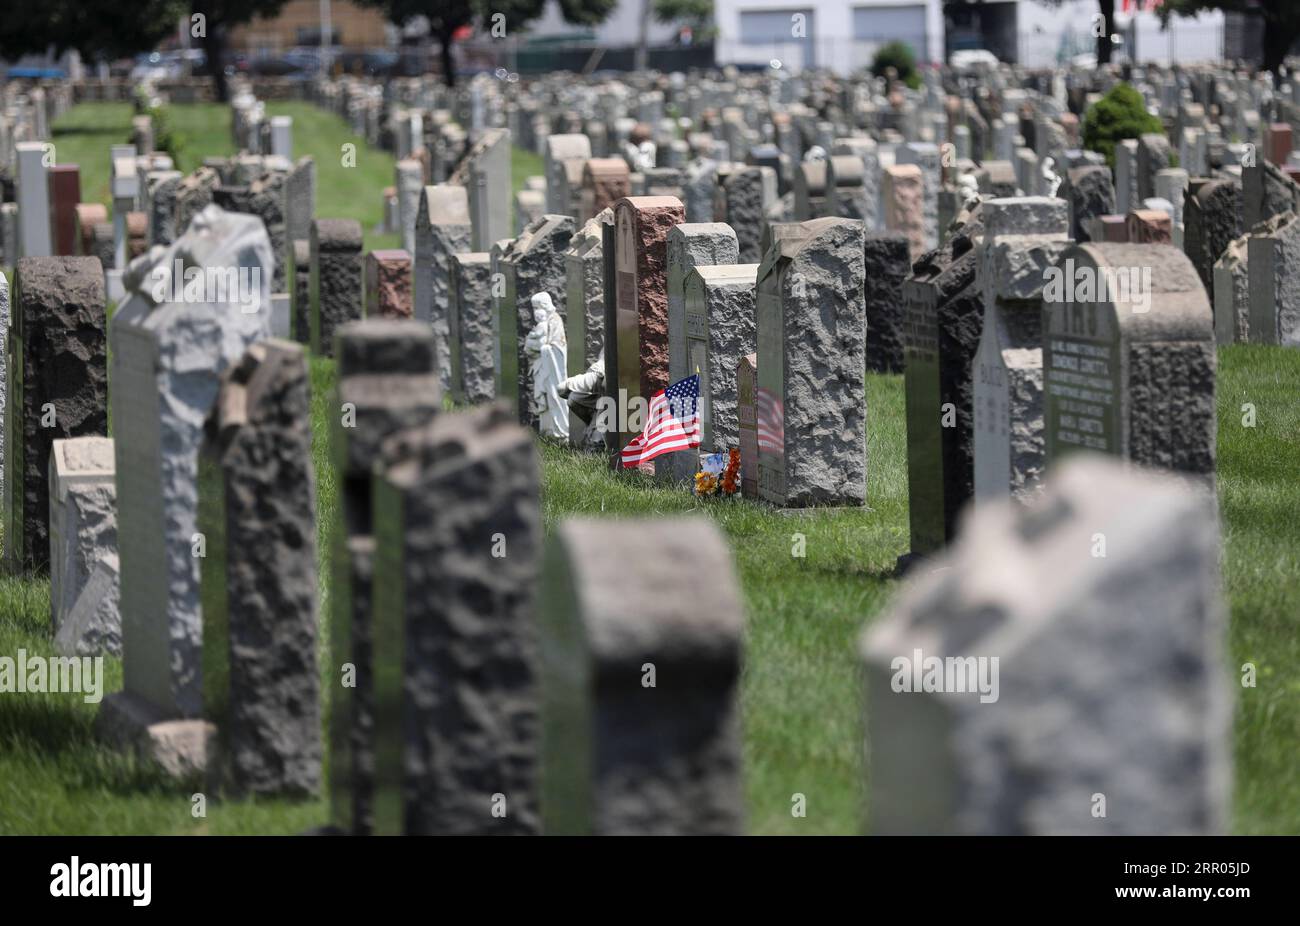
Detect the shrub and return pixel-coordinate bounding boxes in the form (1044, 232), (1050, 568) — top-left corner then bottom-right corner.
(1082, 82), (1163, 171)
(871, 41), (921, 91)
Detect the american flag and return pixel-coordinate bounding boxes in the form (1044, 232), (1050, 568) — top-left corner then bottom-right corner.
(756, 386), (784, 454)
(620, 375), (701, 468)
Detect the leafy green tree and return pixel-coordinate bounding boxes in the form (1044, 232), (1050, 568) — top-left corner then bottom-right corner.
(872, 40), (921, 91)
(1081, 82), (1163, 169)
(653, 0), (715, 39)
(1160, 0), (1300, 78)
(359, 0), (617, 88)
(191, 1), (290, 102)
(0, 0), (187, 70)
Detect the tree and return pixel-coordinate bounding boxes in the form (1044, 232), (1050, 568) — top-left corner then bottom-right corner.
(1081, 82), (1163, 169)
(653, 0), (715, 39)
(0, 0), (186, 70)
(359, 0), (617, 88)
(191, 1), (290, 103)
(1160, 0), (1300, 79)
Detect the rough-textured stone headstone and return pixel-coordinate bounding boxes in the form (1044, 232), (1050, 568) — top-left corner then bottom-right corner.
(146, 170), (183, 247)
(97, 205), (271, 774)
(174, 166), (221, 239)
(243, 169), (289, 294)
(283, 156), (316, 246)
(721, 167), (776, 263)
(1063, 165), (1115, 242)
(684, 263), (758, 459)
(48, 436), (117, 656)
(395, 159), (423, 255)
(1247, 210), (1300, 346)
(1155, 168), (1189, 247)
(5, 257), (107, 573)
(498, 214), (574, 429)
(613, 196), (685, 452)
(565, 211), (607, 383)
(1184, 178), (1242, 296)
(309, 218), (363, 357)
(365, 249), (413, 319)
(863, 232), (910, 373)
(449, 251), (496, 405)
(328, 320), (440, 835)
(1115, 138), (1139, 214)
(683, 157), (720, 224)
(665, 222), (740, 479)
(199, 340), (320, 797)
(972, 197), (1071, 504)
(1212, 231), (1250, 345)
(370, 403), (541, 835)
(863, 454), (1231, 835)
(414, 184), (471, 390)
(831, 138), (880, 228)
(541, 518), (745, 835)
(883, 164), (925, 262)
(1044, 243), (1215, 482)
(755, 218), (866, 507)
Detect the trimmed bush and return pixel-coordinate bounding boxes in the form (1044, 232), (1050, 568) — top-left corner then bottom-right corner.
(1082, 82), (1163, 170)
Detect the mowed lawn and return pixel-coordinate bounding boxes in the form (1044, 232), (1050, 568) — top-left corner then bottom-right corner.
(0, 103), (1296, 835)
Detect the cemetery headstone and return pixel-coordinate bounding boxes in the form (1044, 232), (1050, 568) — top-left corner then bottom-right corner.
(370, 403), (541, 835)
(199, 340), (320, 797)
(541, 518), (745, 835)
(862, 455), (1230, 835)
(755, 218), (866, 507)
(309, 218), (363, 357)
(863, 231), (910, 373)
(1044, 242), (1216, 482)
(365, 249), (413, 319)
(48, 436), (118, 657)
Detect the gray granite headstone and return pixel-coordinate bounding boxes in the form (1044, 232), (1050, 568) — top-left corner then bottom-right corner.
(1044, 243), (1215, 483)
(328, 320), (441, 835)
(664, 222), (739, 480)
(1247, 210), (1300, 346)
(48, 436), (117, 656)
(309, 218), (363, 357)
(466, 128), (512, 251)
(99, 205), (271, 754)
(449, 252), (496, 405)
(863, 454), (1230, 835)
(200, 339), (320, 797)
(972, 197), (1071, 504)
(414, 184), (472, 390)
(684, 263), (759, 458)
(863, 231), (910, 373)
(721, 166), (776, 263)
(541, 518), (745, 835)
(755, 217), (866, 507)
(5, 257), (107, 573)
(371, 403), (541, 835)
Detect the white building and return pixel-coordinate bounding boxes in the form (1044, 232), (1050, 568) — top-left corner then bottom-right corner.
(713, 0), (946, 74)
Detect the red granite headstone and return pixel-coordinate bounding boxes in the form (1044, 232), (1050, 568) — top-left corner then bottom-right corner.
(74, 203), (108, 257)
(365, 249), (413, 319)
(1100, 214), (1128, 243)
(1266, 123), (1293, 168)
(1126, 208), (1171, 244)
(47, 165), (82, 256)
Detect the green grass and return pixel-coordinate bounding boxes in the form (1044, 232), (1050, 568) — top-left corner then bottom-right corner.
(50, 100), (399, 252)
(1, 103), (1298, 835)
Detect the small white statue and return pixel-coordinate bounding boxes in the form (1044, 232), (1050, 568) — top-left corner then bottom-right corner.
(524, 292), (569, 439)
(804, 145), (828, 162)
